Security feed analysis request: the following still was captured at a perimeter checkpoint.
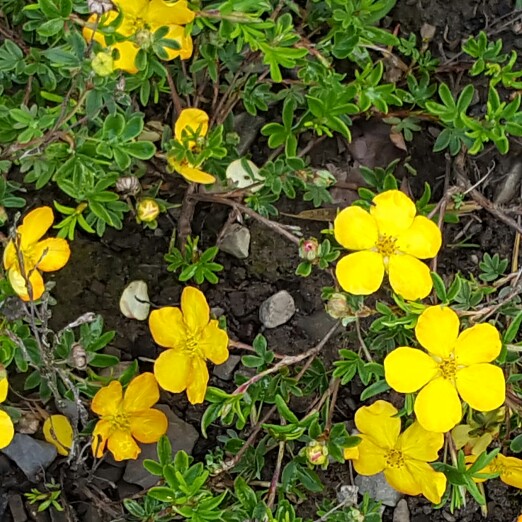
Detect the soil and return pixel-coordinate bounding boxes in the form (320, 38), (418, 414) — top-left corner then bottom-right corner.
(2, 0), (522, 521)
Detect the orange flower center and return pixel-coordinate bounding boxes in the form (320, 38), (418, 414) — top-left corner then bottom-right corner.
(375, 235), (398, 258)
(438, 357), (457, 380)
(385, 448), (405, 469)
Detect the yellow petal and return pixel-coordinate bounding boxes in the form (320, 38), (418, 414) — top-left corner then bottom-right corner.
(156, 24), (193, 61)
(175, 163), (216, 184)
(399, 460), (447, 503)
(19, 206), (54, 248)
(113, 0), (148, 18)
(352, 436), (387, 475)
(43, 415), (73, 456)
(396, 216), (442, 259)
(343, 445), (360, 460)
(154, 349), (190, 393)
(123, 372), (160, 412)
(107, 429), (141, 461)
(335, 251), (384, 295)
(92, 419), (112, 458)
(147, 0), (195, 27)
(8, 268), (45, 302)
(0, 374), (7, 403)
(0, 410), (14, 449)
(129, 408), (168, 443)
(384, 347), (438, 393)
(175, 108), (209, 142)
(33, 238), (70, 272)
(91, 380), (123, 417)
(455, 364), (505, 412)
(415, 305), (459, 358)
(370, 190), (416, 237)
(3, 240), (16, 270)
(186, 357), (209, 404)
(354, 400), (400, 450)
(181, 286), (210, 331)
(414, 377), (462, 432)
(113, 41), (139, 74)
(497, 454), (522, 489)
(199, 320), (229, 365)
(333, 206), (378, 251)
(454, 323), (501, 365)
(388, 254), (432, 301)
(149, 306), (188, 349)
(384, 464), (422, 497)
(82, 11), (117, 46)
(398, 421), (444, 461)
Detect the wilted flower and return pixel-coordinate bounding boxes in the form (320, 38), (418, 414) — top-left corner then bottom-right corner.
(87, 0), (113, 14)
(91, 372), (168, 461)
(0, 366), (14, 449)
(43, 415), (73, 456)
(136, 198), (160, 222)
(116, 175), (141, 195)
(326, 292), (350, 319)
(384, 306), (505, 433)
(334, 190), (441, 300)
(3, 207), (71, 301)
(149, 287), (229, 404)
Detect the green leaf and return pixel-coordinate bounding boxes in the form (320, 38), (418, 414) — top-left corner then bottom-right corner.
(37, 19), (64, 37)
(275, 394), (299, 424)
(360, 380), (390, 401)
(511, 434), (522, 453)
(39, 0), (61, 18)
(431, 272), (446, 302)
(121, 141), (156, 160)
(148, 486), (176, 503)
(157, 435), (172, 465)
(504, 310), (522, 343)
(143, 459), (163, 476)
(88, 353), (119, 368)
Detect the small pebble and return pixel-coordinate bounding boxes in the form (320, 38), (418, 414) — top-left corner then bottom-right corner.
(259, 290), (296, 328)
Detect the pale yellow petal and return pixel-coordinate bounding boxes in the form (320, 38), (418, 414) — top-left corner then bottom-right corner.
(107, 430), (141, 461)
(398, 421), (444, 461)
(370, 190), (416, 237)
(92, 419), (112, 458)
(129, 408), (168, 443)
(33, 238), (70, 272)
(186, 357), (209, 404)
(384, 347), (438, 393)
(455, 364), (505, 412)
(181, 286), (210, 331)
(497, 454), (522, 489)
(149, 306), (188, 349)
(9, 268), (45, 302)
(123, 372), (160, 412)
(91, 380), (123, 417)
(354, 400), (400, 450)
(176, 163), (216, 184)
(147, 0), (195, 27)
(113, 41), (139, 74)
(0, 374), (7, 403)
(388, 254), (432, 301)
(154, 349), (190, 393)
(43, 415), (73, 456)
(175, 108), (209, 142)
(415, 305), (459, 358)
(333, 206), (378, 251)
(352, 436), (387, 475)
(396, 216), (442, 259)
(335, 251), (385, 295)
(199, 320), (229, 365)
(414, 377), (462, 433)
(0, 410), (14, 449)
(454, 323), (502, 365)
(3, 240), (16, 270)
(19, 206), (53, 248)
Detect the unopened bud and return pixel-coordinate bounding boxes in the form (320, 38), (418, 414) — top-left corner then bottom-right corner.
(299, 238), (319, 262)
(137, 198), (160, 222)
(116, 175), (141, 196)
(326, 293), (350, 319)
(306, 441), (328, 466)
(135, 29), (153, 49)
(92, 52), (114, 77)
(69, 343), (87, 370)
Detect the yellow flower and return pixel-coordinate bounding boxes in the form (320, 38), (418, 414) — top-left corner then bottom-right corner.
(0, 366), (14, 449)
(168, 109), (216, 184)
(136, 198), (160, 222)
(43, 415), (73, 456)
(91, 372), (168, 461)
(468, 453), (522, 489)
(384, 306), (505, 433)
(334, 190), (441, 300)
(3, 207), (71, 301)
(149, 286), (229, 404)
(82, 0), (194, 73)
(345, 400), (447, 503)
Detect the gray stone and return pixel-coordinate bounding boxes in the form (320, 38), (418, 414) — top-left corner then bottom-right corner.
(336, 485), (359, 506)
(8, 494), (27, 522)
(295, 310), (337, 342)
(259, 290), (296, 328)
(2, 434), (57, 482)
(123, 405), (198, 489)
(218, 224), (251, 259)
(213, 355), (241, 381)
(234, 112), (266, 156)
(393, 499), (410, 522)
(354, 473), (402, 507)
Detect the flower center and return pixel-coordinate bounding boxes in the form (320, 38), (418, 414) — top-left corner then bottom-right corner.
(109, 410), (130, 431)
(375, 234), (398, 258)
(385, 448), (405, 469)
(184, 334), (204, 358)
(439, 357), (457, 380)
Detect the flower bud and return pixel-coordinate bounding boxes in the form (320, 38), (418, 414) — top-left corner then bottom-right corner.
(135, 29), (153, 49)
(299, 238), (319, 262)
(116, 175), (141, 196)
(306, 441), (328, 466)
(137, 198), (160, 223)
(326, 293), (350, 319)
(92, 52), (114, 77)
(69, 343), (87, 371)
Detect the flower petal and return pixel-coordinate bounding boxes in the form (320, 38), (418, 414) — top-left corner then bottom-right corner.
(415, 305), (459, 358)
(0, 410), (14, 449)
(113, 41), (139, 74)
(0, 374), (7, 403)
(19, 207), (53, 248)
(147, 0), (195, 27)
(3, 240), (16, 270)
(497, 454), (522, 489)
(200, 320), (229, 365)
(33, 238), (70, 272)
(154, 349), (190, 393)
(392, 460), (446, 503)
(149, 306), (188, 349)
(370, 190), (416, 237)
(123, 372), (160, 412)
(388, 254), (432, 301)
(398, 421), (444, 462)
(92, 419), (112, 458)
(43, 415), (73, 456)
(414, 377), (462, 432)
(181, 286), (210, 331)
(352, 437), (387, 475)
(454, 323), (501, 365)
(384, 347), (438, 393)
(129, 408), (168, 443)
(333, 206), (378, 251)
(91, 380), (123, 417)
(335, 251), (384, 295)
(175, 163), (216, 184)
(343, 445), (360, 460)
(161, 25), (193, 61)
(113, 0), (148, 18)
(175, 108), (209, 142)
(107, 429), (141, 461)
(354, 400), (400, 450)
(82, 11), (117, 46)
(456, 364), (505, 412)
(384, 465), (422, 497)
(8, 268), (45, 302)
(396, 216), (442, 259)
(186, 357), (209, 405)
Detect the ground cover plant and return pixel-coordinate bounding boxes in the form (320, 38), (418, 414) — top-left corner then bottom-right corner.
(2, 0), (522, 521)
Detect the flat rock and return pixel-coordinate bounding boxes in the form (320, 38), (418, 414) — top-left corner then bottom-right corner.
(218, 224), (251, 259)
(393, 499), (410, 522)
(354, 472), (402, 507)
(8, 494), (27, 522)
(259, 290), (295, 328)
(123, 405), (198, 489)
(2, 434), (57, 482)
(213, 355), (241, 381)
(295, 310), (337, 342)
